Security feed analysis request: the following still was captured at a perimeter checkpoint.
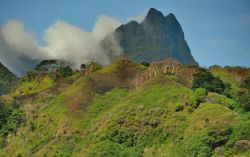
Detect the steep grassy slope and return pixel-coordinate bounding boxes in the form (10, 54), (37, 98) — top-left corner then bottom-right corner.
(10, 74), (55, 97)
(210, 66), (250, 95)
(0, 62), (250, 157)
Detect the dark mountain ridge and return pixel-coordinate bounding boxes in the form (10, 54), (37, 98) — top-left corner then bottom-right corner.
(0, 62), (18, 95)
(104, 8), (198, 65)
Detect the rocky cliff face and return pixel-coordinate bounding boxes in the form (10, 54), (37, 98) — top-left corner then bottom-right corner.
(104, 8), (198, 65)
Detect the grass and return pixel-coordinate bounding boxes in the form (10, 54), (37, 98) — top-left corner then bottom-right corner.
(1, 63), (250, 157)
(10, 74), (55, 96)
(186, 103), (240, 135)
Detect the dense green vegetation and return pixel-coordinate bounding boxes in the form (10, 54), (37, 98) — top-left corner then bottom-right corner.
(0, 61), (250, 157)
(0, 100), (24, 148)
(241, 77), (250, 91)
(57, 66), (74, 77)
(192, 69), (225, 94)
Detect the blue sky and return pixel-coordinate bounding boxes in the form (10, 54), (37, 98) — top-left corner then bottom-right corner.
(0, 0), (250, 67)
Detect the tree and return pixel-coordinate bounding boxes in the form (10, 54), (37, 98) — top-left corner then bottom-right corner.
(192, 69), (225, 94)
(57, 66), (73, 77)
(80, 64), (86, 70)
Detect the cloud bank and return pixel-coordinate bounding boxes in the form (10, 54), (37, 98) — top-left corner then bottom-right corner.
(0, 15), (122, 76)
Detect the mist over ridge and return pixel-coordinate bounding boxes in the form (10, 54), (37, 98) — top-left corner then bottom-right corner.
(0, 15), (125, 76)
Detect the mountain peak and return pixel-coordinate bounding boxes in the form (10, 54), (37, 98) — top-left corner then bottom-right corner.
(142, 8), (166, 32)
(144, 8), (165, 23)
(165, 13), (183, 36)
(148, 8), (162, 15)
(165, 13), (178, 23)
(104, 8), (198, 65)
(166, 13), (176, 18)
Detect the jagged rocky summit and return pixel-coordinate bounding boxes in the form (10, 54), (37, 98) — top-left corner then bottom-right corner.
(103, 8), (198, 65)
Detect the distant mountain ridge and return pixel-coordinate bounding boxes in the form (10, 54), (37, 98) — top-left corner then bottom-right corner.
(103, 8), (198, 65)
(0, 62), (18, 95)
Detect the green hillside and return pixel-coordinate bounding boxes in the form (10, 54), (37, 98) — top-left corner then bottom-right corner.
(0, 60), (250, 157)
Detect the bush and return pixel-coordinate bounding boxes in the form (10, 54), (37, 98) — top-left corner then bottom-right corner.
(86, 140), (140, 157)
(241, 77), (250, 91)
(223, 83), (233, 98)
(205, 93), (237, 109)
(226, 121), (250, 149)
(108, 129), (137, 147)
(141, 61), (150, 67)
(178, 129), (231, 157)
(238, 92), (250, 111)
(85, 62), (102, 75)
(80, 63), (86, 70)
(175, 104), (184, 112)
(192, 69), (225, 94)
(178, 132), (212, 157)
(187, 88), (207, 108)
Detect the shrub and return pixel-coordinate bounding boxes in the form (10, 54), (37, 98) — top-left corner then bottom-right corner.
(227, 121), (250, 148)
(175, 104), (184, 112)
(237, 92), (250, 111)
(178, 131), (212, 157)
(192, 69), (225, 94)
(86, 140), (140, 157)
(141, 61), (150, 67)
(241, 76), (250, 91)
(80, 63), (86, 70)
(108, 129), (137, 147)
(178, 129), (231, 157)
(85, 62), (103, 75)
(205, 93), (237, 109)
(223, 83), (233, 98)
(187, 88), (207, 108)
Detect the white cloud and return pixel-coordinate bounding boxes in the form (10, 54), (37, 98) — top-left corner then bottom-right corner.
(0, 16), (123, 75)
(1, 21), (47, 59)
(0, 21), (45, 75)
(92, 15), (121, 40)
